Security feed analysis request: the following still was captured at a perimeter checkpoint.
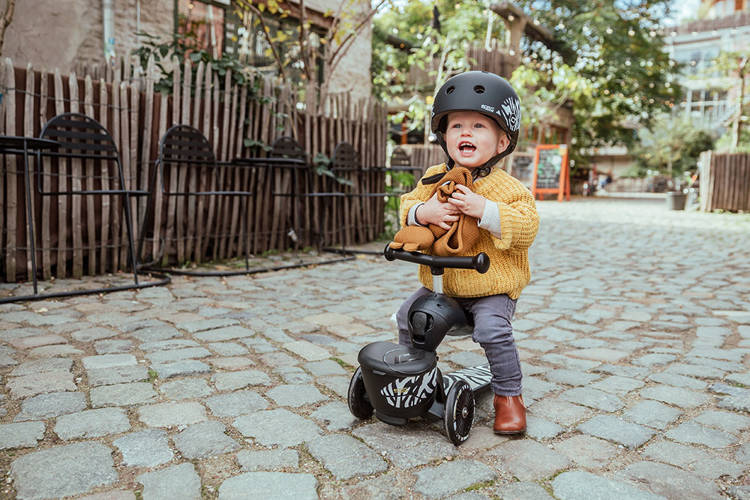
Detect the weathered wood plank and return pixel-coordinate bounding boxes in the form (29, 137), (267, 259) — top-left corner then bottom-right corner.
(83, 75), (97, 275)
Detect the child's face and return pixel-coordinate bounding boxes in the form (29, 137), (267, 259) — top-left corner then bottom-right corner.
(445, 111), (509, 169)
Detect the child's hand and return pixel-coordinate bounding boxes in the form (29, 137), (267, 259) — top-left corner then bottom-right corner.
(416, 192), (460, 230)
(447, 184), (486, 219)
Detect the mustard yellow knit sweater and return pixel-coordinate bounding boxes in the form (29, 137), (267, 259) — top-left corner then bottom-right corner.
(400, 163), (539, 299)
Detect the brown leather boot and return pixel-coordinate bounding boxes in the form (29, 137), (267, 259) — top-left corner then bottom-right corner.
(493, 395), (526, 435)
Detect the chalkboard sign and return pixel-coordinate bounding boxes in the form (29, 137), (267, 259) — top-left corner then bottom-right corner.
(532, 144), (570, 201)
(510, 153), (534, 190)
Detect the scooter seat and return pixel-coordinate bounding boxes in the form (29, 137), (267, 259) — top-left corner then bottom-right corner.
(358, 341), (436, 376)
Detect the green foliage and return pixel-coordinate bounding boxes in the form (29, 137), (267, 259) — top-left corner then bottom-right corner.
(630, 112), (717, 178)
(312, 153), (354, 187)
(382, 171), (415, 238)
(372, 0), (501, 135)
(510, 0), (680, 168)
(373, 0), (682, 164)
(133, 31), (261, 95)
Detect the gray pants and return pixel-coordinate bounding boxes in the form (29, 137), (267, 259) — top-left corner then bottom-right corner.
(396, 287), (522, 396)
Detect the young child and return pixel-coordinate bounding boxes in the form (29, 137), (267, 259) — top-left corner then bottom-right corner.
(396, 71), (539, 434)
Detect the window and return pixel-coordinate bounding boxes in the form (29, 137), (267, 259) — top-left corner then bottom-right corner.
(176, 0), (228, 57)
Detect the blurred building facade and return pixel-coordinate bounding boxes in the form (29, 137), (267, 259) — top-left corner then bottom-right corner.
(2, 0), (374, 101)
(664, 0), (750, 135)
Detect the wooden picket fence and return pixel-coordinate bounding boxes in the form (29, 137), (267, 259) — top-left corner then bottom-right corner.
(0, 57), (387, 282)
(700, 151), (750, 212)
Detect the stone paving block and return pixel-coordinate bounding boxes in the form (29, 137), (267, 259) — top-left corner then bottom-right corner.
(208, 341), (249, 356)
(10, 357), (73, 376)
(91, 382), (158, 407)
(209, 356), (255, 370)
(277, 366), (314, 384)
(529, 398), (592, 426)
(137, 462), (201, 500)
(218, 472), (318, 500)
(647, 372), (707, 390)
(640, 385), (710, 409)
(173, 420), (241, 459)
(567, 347), (629, 362)
(523, 376), (560, 402)
(665, 421), (737, 448)
(0, 421), (45, 449)
(54, 407), (130, 439)
(616, 461), (720, 500)
(146, 347), (212, 364)
(212, 369), (272, 391)
(545, 369), (601, 387)
(413, 460), (495, 499)
(540, 353), (601, 371)
(589, 375), (645, 396)
(159, 377), (213, 400)
(325, 472), (409, 500)
(82, 353), (137, 370)
(496, 482), (555, 500)
(194, 325), (255, 342)
(237, 449), (299, 471)
(622, 400), (682, 428)
(525, 415), (564, 439)
(577, 414), (655, 449)
(553, 435), (619, 468)
(686, 355), (743, 372)
(693, 409), (750, 434)
(304, 359), (347, 376)
(14, 391), (86, 422)
(151, 360), (211, 379)
(9, 334), (68, 349)
(593, 363), (650, 378)
(114, 429), (174, 467)
(138, 401), (207, 427)
(664, 363), (725, 379)
(178, 317), (238, 333)
(94, 339), (134, 354)
(10, 442), (117, 499)
(282, 340), (330, 361)
(559, 387), (624, 412)
(485, 439), (570, 481)
(352, 421), (458, 468)
(130, 325), (182, 342)
(308, 433), (387, 480)
(642, 440), (745, 479)
(310, 401), (358, 431)
(72, 327), (119, 342)
(317, 375), (350, 399)
(139, 339), (200, 351)
(447, 351), (490, 367)
(78, 490), (136, 500)
(234, 408), (321, 447)
(552, 470), (663, 500)
(632, 353), (676, 367)
(266, 384), (327, 407)
(7, 370), (77, 398)
(88, 364), (149, 386)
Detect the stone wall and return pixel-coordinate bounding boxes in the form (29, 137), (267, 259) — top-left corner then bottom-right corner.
(1, 0), (371, 99)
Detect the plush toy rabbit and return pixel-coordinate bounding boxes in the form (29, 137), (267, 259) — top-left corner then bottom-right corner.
(389, 166), (480, 256)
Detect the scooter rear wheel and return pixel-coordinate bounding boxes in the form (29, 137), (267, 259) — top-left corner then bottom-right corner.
(347, 367), (374, 419)
(444, 380), (474, 446)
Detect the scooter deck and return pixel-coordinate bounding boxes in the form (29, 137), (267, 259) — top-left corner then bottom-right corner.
(442, 364), (492, 393)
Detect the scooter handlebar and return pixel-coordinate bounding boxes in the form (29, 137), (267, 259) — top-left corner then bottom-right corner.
(384, 245), (490, 274)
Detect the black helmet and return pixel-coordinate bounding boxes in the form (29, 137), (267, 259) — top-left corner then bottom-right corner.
(431, 71), (521, 170)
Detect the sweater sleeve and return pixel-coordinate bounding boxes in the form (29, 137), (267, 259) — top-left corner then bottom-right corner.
(398, 164), (446, 227)
(489, 181), (539, 251)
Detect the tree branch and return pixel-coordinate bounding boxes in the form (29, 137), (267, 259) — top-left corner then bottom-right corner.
(238, 0), (288, 82)
(0, 0), (16, 57)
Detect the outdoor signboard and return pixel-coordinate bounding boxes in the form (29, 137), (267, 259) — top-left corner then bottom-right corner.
(509, 152), (534, 191)
(531, 144), (570, 201)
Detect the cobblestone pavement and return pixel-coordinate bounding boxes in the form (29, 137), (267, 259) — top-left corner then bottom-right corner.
(1, 198), (750, 500)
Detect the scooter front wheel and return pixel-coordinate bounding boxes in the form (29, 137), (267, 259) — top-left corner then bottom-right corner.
(347, 367), (374, 419)
(444, 380), (474, 446)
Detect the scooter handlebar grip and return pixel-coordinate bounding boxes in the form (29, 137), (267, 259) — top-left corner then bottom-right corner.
(383, 245), (490, 273)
